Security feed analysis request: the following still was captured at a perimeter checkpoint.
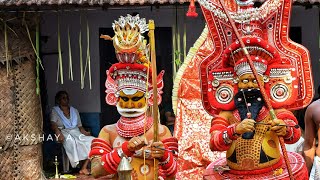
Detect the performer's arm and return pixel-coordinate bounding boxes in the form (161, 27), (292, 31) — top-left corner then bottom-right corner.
(90, 129), (112, 178)
(155, 126), (178, 179)
(274, 109), (301, 144)
(303, 105), (317, 173)
(90, 127), (145, 178)
(209, 112), (239, 151)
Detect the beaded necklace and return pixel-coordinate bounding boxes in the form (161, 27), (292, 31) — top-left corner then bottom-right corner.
(116, 114), (153, 138)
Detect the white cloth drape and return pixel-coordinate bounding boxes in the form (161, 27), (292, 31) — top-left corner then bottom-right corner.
(53, 106), (78, 129)
(61, 128), (94, 168)
(50, 107), (94, 168)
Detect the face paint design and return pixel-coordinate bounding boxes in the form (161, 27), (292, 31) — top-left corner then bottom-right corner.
(235, 73), (265, 139)
(117, 90), (147, 117)
(237, 74), (264, 90)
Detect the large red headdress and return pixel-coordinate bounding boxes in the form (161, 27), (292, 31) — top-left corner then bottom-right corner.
(198, 0), (313, 115)
(104, 14), (164, 106)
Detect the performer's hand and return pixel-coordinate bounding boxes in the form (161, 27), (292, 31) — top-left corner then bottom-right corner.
(127, 136), (146, 152)
(269, 119), (287, 136)
(235, 119), (255, 134)
(150, 141), (165, 159)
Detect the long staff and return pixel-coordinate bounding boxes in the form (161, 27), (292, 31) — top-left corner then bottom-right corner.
(217, 0), (294, 179)
(148, 19), (159, 180)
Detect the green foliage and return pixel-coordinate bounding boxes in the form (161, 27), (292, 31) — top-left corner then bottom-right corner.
(174, 50), (182, 67)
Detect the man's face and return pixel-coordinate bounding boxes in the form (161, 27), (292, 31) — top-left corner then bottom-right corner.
(238, 74), (264, 90)
(116, 90), (147, 117)
(235, 73), (265, 122)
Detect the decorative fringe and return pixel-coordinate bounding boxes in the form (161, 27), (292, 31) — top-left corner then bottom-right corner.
(173, 8), (191, 79)
(176, 21), (181, 68)
(79, 15), (84, 89)
(0, 14), (36, 66)
(36, 19), (40, 95)
(68, 26), (74, 81)
(4, 22), (10, 76)
(183, 22), (187, 60)
(23, 14), (43, 70)
(57, 13), (64, 84)
(87, 20), (92, 90)
(172, 26), (208, 115)
(173, 7), (184, 79)
(83, 19), (92, 89)
(172, 21), (176, 80)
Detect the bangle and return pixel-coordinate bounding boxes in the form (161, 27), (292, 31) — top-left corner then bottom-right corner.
(89, 148), (108, 158)
(284, 127), (294, 140)
(121, 141), (134, 157)
(226, 124), (240, 140)
(89, 155), (101, 161)
(91, 140), (112, 152)
(222, 131), (232, 144)
(159, 153), (170, 166)
(160, 145), (169, 161)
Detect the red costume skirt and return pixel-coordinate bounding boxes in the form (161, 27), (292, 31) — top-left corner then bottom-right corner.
(203, 152), (308, 179)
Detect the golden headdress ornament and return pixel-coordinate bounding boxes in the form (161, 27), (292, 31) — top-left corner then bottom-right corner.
(103, 14), (164, 106)
(101, 14), (149, 65)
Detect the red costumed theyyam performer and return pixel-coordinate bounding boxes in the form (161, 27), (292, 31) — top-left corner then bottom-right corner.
(89, 14), (178, 180)
(198, 0), (313, 179)
(173, 0), (313, 179)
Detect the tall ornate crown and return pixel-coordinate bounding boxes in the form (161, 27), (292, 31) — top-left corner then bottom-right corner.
(108, 63), (151, 94)
(104, 14), (164, 107)
(234, 57), (268, 76)
(106, 63), (164, 106)
(112, 14), (149, 64)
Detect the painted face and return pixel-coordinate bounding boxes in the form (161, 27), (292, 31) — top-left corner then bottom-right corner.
(238, 74), (264, 90)
(116, 90), (147, 117)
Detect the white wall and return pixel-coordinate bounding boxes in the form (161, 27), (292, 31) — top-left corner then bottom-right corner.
(41, 5), (319, 112)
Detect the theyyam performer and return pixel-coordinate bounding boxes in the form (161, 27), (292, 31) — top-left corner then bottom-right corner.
(89, 14), (178, 179)
(195, 0), (313, 179)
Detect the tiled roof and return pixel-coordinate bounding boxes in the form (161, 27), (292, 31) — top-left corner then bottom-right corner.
(0, 0), (186, 6)
(0, 0), (317, 7)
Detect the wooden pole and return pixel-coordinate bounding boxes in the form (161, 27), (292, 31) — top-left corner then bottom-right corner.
(217, 0), (294, 179)
(148, 19), (159, 180)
